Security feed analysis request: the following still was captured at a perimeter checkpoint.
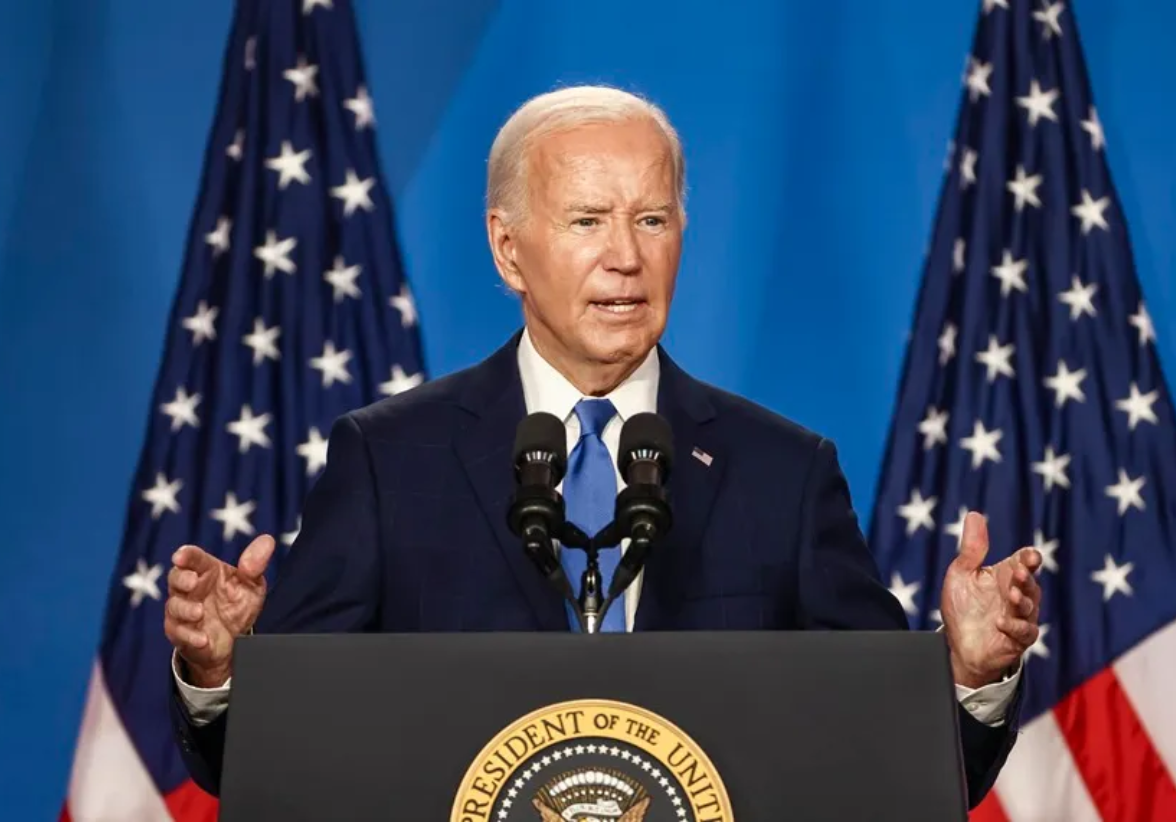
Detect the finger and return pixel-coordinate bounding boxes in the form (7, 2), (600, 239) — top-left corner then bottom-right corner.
(1009, 567), (1042, 614)
(1007, 585), (1035, 618)
(172, 545), (216, 574)
(997, 615), (1038, 648)
(1014, 569), (1042, 603)
(168, 624), (209, 650)
(167, 567), (198, 595)
(238, 534), (276, 581)
(956, 511), (990, 572)
(1019, 547), (1044, 574)
(166, 596), (204, 623)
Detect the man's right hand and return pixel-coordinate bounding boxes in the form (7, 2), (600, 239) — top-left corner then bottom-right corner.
(164, 534), (276, 688)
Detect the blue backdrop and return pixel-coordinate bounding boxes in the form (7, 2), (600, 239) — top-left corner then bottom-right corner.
(1, 1), (1172, 817)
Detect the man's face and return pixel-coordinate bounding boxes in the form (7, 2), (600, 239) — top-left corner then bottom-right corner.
(490, 117), (683, 382)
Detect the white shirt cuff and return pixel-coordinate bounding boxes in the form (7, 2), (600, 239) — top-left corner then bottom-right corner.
(172, 649), (232, 726)
(955, 660), (1022, 727)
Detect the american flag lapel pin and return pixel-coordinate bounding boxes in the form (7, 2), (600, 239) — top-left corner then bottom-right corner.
(691, 446), (713, 467)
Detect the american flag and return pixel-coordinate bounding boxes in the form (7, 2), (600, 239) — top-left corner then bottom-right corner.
(60, 1), (426, 819)
(868, 1), (1176, 819)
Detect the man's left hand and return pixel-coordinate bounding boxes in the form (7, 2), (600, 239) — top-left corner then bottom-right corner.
(941, 511), (1043, 689)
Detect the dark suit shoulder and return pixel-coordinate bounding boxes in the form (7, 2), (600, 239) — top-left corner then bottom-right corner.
(339, 332), (523, 445)
(693, 378), (830, 460)
(342, 361), (483, 443)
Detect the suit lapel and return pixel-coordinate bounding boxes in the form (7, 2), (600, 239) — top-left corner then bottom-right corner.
(453, 333), (568, 631)
(634, 348), (725, 630)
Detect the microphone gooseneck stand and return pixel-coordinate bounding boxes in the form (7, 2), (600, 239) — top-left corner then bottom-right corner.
(509, 411), (674, 634)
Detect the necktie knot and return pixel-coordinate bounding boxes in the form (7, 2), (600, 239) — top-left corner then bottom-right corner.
(574, 398), (616, 440)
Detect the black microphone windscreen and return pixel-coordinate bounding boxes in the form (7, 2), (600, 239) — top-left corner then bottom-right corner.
(619, 412), (674, 476)
(513, 412), (568, 473)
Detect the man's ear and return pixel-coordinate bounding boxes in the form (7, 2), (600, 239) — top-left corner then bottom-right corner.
(486, 209), (525, 295)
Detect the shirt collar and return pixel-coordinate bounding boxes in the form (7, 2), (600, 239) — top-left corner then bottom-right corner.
(517, 327), (660, 426)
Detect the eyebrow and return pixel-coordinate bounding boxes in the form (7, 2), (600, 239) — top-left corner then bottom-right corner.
(563, 202), (675, 214)
(564, 203), (612, 214)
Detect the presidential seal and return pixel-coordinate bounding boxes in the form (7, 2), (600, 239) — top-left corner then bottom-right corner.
(451, 699), (733, 822)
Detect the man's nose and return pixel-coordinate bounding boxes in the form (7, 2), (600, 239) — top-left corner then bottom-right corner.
(601, 221), (641, 275)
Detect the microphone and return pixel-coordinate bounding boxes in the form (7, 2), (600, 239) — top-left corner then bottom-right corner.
(507, 413), (575, 602)
(605, 412), (674, 602)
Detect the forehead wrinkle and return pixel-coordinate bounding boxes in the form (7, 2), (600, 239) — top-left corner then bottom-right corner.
(527, 127), (678, 219)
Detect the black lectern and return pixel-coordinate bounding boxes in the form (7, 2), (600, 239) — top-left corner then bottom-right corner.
(218, 631), (968, 821)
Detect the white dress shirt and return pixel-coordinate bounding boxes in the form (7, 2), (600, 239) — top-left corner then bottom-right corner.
(516, 327), (660, 633)
(174, 328), (1019, 726)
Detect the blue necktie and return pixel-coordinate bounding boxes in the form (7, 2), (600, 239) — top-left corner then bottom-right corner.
(561, 398), (626, 633)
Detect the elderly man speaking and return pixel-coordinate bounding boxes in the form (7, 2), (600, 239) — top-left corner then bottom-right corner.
(164, 85), (1042, 806)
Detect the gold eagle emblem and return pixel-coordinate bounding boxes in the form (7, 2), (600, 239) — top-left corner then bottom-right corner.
(530, 767), (652, 821)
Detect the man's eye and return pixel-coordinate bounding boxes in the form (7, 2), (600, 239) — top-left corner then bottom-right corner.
(574, 218), (598, 228)
(641, 216), (666, 227)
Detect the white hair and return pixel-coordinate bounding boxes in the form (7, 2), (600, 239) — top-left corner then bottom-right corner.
(486, 85), (687, 224)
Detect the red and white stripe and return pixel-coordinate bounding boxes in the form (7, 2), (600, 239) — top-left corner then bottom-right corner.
(972, 620), (1176, 822)
(61, 661), (218, 822)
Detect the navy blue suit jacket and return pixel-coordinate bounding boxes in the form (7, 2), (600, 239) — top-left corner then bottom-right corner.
(171, 331), (1020, 805)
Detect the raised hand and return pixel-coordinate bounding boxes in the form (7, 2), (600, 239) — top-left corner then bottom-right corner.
(163, 534), (275, 688)
(941, 512), (1042, 689)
